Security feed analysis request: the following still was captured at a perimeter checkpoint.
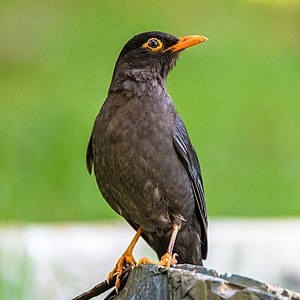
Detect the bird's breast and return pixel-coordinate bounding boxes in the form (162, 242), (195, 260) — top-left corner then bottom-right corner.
(104, 95), (174, 141)
(92, 93), (194, 230)
(100, 96), (176, 182)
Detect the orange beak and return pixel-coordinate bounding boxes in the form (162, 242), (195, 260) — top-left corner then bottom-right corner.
(163, 35), (208, 53)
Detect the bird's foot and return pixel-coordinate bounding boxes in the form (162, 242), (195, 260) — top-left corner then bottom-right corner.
(158, 252), (178, 268)
(107, 250), (136, 293)
(136, 253), (177, 268)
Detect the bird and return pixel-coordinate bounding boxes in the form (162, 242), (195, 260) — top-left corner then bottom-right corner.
(86, 31), (208, 291)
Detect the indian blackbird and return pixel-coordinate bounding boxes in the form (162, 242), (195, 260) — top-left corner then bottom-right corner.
(86, 31), (208, 290)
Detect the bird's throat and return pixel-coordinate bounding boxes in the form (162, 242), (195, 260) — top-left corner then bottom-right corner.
(109, 66), (167, 98)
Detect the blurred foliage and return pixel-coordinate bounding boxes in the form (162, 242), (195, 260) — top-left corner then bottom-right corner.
(0, 0), (300, 221)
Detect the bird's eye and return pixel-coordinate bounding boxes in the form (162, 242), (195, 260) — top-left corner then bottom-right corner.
(142, 38), (163, 52)
(148, 39), (159, 48)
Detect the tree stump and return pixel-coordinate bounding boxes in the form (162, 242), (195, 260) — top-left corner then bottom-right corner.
(115, 264), (300, 300)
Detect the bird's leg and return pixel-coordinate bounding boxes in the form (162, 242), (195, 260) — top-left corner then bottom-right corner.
(137, 223), (182, 268)
(158, 223), (181, 268)
(107, 226), (143, 293)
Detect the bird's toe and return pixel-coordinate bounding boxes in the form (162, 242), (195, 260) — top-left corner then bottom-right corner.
(136, 256), (154, 265)
(158, 252), (178, 268)
(106, 250), (136, 293)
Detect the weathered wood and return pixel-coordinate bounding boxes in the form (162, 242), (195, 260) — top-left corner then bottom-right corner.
(71, 264), (300, 300)
(116, 264), (300, 300)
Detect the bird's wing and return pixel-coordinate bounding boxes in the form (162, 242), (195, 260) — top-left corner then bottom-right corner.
(173, 116), (208, 259)
(86, 135), (93, 175)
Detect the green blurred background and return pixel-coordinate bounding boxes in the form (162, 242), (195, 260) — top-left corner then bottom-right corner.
(1, 0), (300, 222)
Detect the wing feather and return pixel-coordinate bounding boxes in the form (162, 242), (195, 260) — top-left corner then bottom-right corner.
(173, 116), (208, 259)
(86, 135), (93, 175)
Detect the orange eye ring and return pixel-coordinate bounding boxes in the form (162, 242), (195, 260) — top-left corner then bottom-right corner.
(142, 38), (163, 52)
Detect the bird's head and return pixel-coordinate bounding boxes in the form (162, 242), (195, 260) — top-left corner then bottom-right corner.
(110, 31), (207, 93)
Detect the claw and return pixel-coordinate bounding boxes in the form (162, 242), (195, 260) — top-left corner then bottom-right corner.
(106, 250), (136, 293)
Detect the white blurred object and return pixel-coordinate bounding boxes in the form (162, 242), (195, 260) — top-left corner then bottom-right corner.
(0, 219), (300, 300)
(205, 219), (300, 290)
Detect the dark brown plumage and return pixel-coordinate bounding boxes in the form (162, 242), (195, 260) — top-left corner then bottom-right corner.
(86, 31), (208, 287)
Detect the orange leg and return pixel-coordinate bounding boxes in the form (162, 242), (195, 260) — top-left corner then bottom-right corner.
(107, 226), (143, 293)
(137, 223), (181, 268)
(158, 223), (181, 268)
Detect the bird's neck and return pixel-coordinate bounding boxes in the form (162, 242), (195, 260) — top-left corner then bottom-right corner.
(108, 65), (167, 98)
